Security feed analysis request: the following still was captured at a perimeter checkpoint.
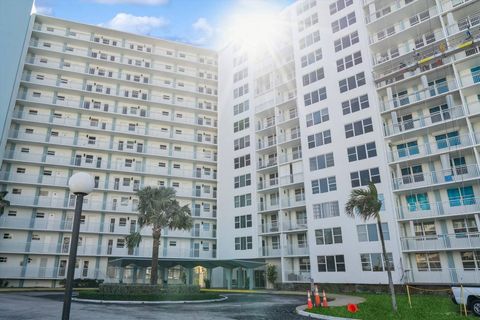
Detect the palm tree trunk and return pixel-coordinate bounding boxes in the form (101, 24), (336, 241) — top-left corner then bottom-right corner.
(377, 215), (398, 312)
(150, 227), (161, 285)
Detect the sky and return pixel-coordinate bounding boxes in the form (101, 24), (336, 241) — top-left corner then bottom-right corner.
(33, 0), (294, 49)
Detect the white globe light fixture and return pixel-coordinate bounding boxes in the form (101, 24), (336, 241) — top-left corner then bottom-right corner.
(68, 172), (95, 195)
(62, 172), (95, 320)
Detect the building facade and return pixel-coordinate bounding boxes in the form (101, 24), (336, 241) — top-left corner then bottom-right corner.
(1, 0), (480, 288)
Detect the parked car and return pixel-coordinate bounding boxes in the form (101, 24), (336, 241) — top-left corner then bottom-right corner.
(451, 286), (480, 316)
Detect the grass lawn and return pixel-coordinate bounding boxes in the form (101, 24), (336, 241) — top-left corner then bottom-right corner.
(78, 290), (221, 301)
(306, 293), (472, 320)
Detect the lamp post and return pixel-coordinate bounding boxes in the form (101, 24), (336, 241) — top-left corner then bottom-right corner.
(62, 172), (94, 320)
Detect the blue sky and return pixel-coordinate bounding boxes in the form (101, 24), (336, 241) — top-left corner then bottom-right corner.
(34, 0), (294, 48)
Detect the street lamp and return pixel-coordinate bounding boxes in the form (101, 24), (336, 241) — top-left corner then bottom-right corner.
(62, 172), (94, 320)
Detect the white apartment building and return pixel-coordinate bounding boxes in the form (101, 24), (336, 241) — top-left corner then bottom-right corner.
(0, 12), (220, 287)
(1, 0), (480, 288)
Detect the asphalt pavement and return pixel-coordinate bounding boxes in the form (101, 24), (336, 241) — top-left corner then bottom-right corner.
(0, 291), (307, 319)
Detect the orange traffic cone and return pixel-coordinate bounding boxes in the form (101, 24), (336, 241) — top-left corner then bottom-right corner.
(322, 290), (328, 308)
(307, 290), (313, 310)
(314, 285), (321, 307)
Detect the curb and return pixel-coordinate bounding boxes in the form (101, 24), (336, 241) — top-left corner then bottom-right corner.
(295, 305), (359, 320)
(72, 295), (228, 304)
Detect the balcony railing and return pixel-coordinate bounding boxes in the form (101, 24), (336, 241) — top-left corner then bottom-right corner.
(281, 198), (306, 208)
(258, 202), (280, 212)
(380, 79), (458, 112)
(279, 152), (302, 164)
(404, 267), (480, 284)
(279, 173), (304, 186)
(284, 245), (309, 256)
(401, 233), (480, 251)
(257, 158), (278, 170)
(383, 105), (464, 137)
(283, 219), (308, 231)
(392, 164), (480, 191)
(257, 178), (279, 190)
(259, 222), (280, 234)
(388, 133), (479, 163)
(396, 197), (480, 221)
(259, 246), (282, 257)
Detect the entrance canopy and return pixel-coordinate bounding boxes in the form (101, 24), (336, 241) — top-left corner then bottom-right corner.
(109, 257), (265, 270)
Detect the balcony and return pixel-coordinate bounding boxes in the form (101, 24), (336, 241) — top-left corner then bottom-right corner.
(388, 133), (478, 163)
(256, 119), (276, 132)
(283, 219), (308, 232)
(259, 246), (282, 257)
(279, 173), (304, 187)
(365, 0), (420, 24)
(277, 131), (301, 145)
(259, 222), (280, 234)
(404, 267), (480, 284)
(279, 152), (302, 164)
(392, 164), (480, 191)
(380, 79), (458, 112)
(459, 69), (480, 88)
(383, 105), (465, 137)
(281, 198), (306, 208)
(0, 266), (98, 279)
(256, 139), (277, 151)
(257, 158), (278, 170)
(284, 270), (311, 282)
(401, 233), (480, 251)
(257, 178), (279, 191)
(284, 245), (309, 256)
(258, 202), (280, 213)
(396, 197), (480, 221)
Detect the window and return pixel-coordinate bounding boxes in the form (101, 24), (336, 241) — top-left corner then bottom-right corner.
(313, 201), (340, 219)
(298, 13), (318, 32)
(309, 153), (334, 171)
(234, 173), (251, 188)
(315, 227), (342, 245)
(311, 176), (337, 194)
(235, 236), (253, 250)
(339, 72), (366, 93)
(416, 253), (442, 271)
(345, 118), (373, 138)
(406, 193), (431, 211)
(337, 51), (362, 72)
(0, 257), (7, 263)
(342, 94), (369, 115)
(447, 186), (475, 207)
(234, 194), (251, 208)
(234, 136), (250, 151)
(3, 233), (12, 239)
(233, 118), (250, 133)
(301, 48), (322, 68)
(329, 0), (353, 15)
(169, 241), (177, 247)
(307, 130), (331, 149)
(306, 108), (329, 127)
(357, 223), (390, 242)
(233, 100), (249, 115)
(233, 68), (248, 83)
(234, 154), (251, 169)
(12, 189), (21, 195)
(361, 253), (394, 271)
(347, 142), (377, 162)
(296, 0), (316, 15)
(331, 12), (356, 33)
(116, 239), (125, 248)
(304, 87), (327, 106)
(317, 255), (345, 272)
(234, 214), (252, 229)
(16, 168), (26, 174)
(233, 84), (249, 98)
(452, 218), (478, 236)
(397, 141), (419, 158)
(299, 30), (321, 49)
(334, 31), (359, 52)
(350, 167), (381, 187)
(302, 68), (324, 86)
(460, 251), (480, 270)
(435, 131), (460, 149)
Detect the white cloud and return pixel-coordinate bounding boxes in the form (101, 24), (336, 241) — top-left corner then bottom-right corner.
(92, 0), (168, 5)
(100, 13), (168, 35)
(35, 6), (54, 15)
(191, 17), (215, 45)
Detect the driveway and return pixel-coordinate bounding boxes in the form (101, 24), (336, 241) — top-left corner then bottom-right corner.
(0, 291), (306, 319)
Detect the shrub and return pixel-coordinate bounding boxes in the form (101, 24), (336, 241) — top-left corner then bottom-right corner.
(59, 278), (103, 288)
(204, 279), (211, 289)
(98, 283), (200, 296)
(266, 265), (277, 285)
(78, 290), (220, 301)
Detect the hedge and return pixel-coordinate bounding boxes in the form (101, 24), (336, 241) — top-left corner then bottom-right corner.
(98, 283), (200, 295)
(78, 290), (220, 301)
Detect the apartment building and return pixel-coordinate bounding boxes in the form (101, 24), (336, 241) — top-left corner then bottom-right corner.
(0, 12), (219, 287)
(365, 0), (480, 284)
(1, 0), (480, 288)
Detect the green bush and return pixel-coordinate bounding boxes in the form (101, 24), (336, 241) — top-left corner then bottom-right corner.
(59, 278), (103, 288)
(98, 283), (200, 296)
(78, 290), (219, 301)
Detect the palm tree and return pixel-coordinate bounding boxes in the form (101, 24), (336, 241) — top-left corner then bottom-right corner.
(126, 186), (193, 285)
(0, 191), (10, 215)
(345, 183), (397, 312)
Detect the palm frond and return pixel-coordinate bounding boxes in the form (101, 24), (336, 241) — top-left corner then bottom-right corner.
(345, 182), (382, 221)
(125, 231), (142, 249)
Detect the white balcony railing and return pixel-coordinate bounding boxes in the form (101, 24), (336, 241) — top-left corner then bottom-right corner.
(401, 233), (480, 251)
